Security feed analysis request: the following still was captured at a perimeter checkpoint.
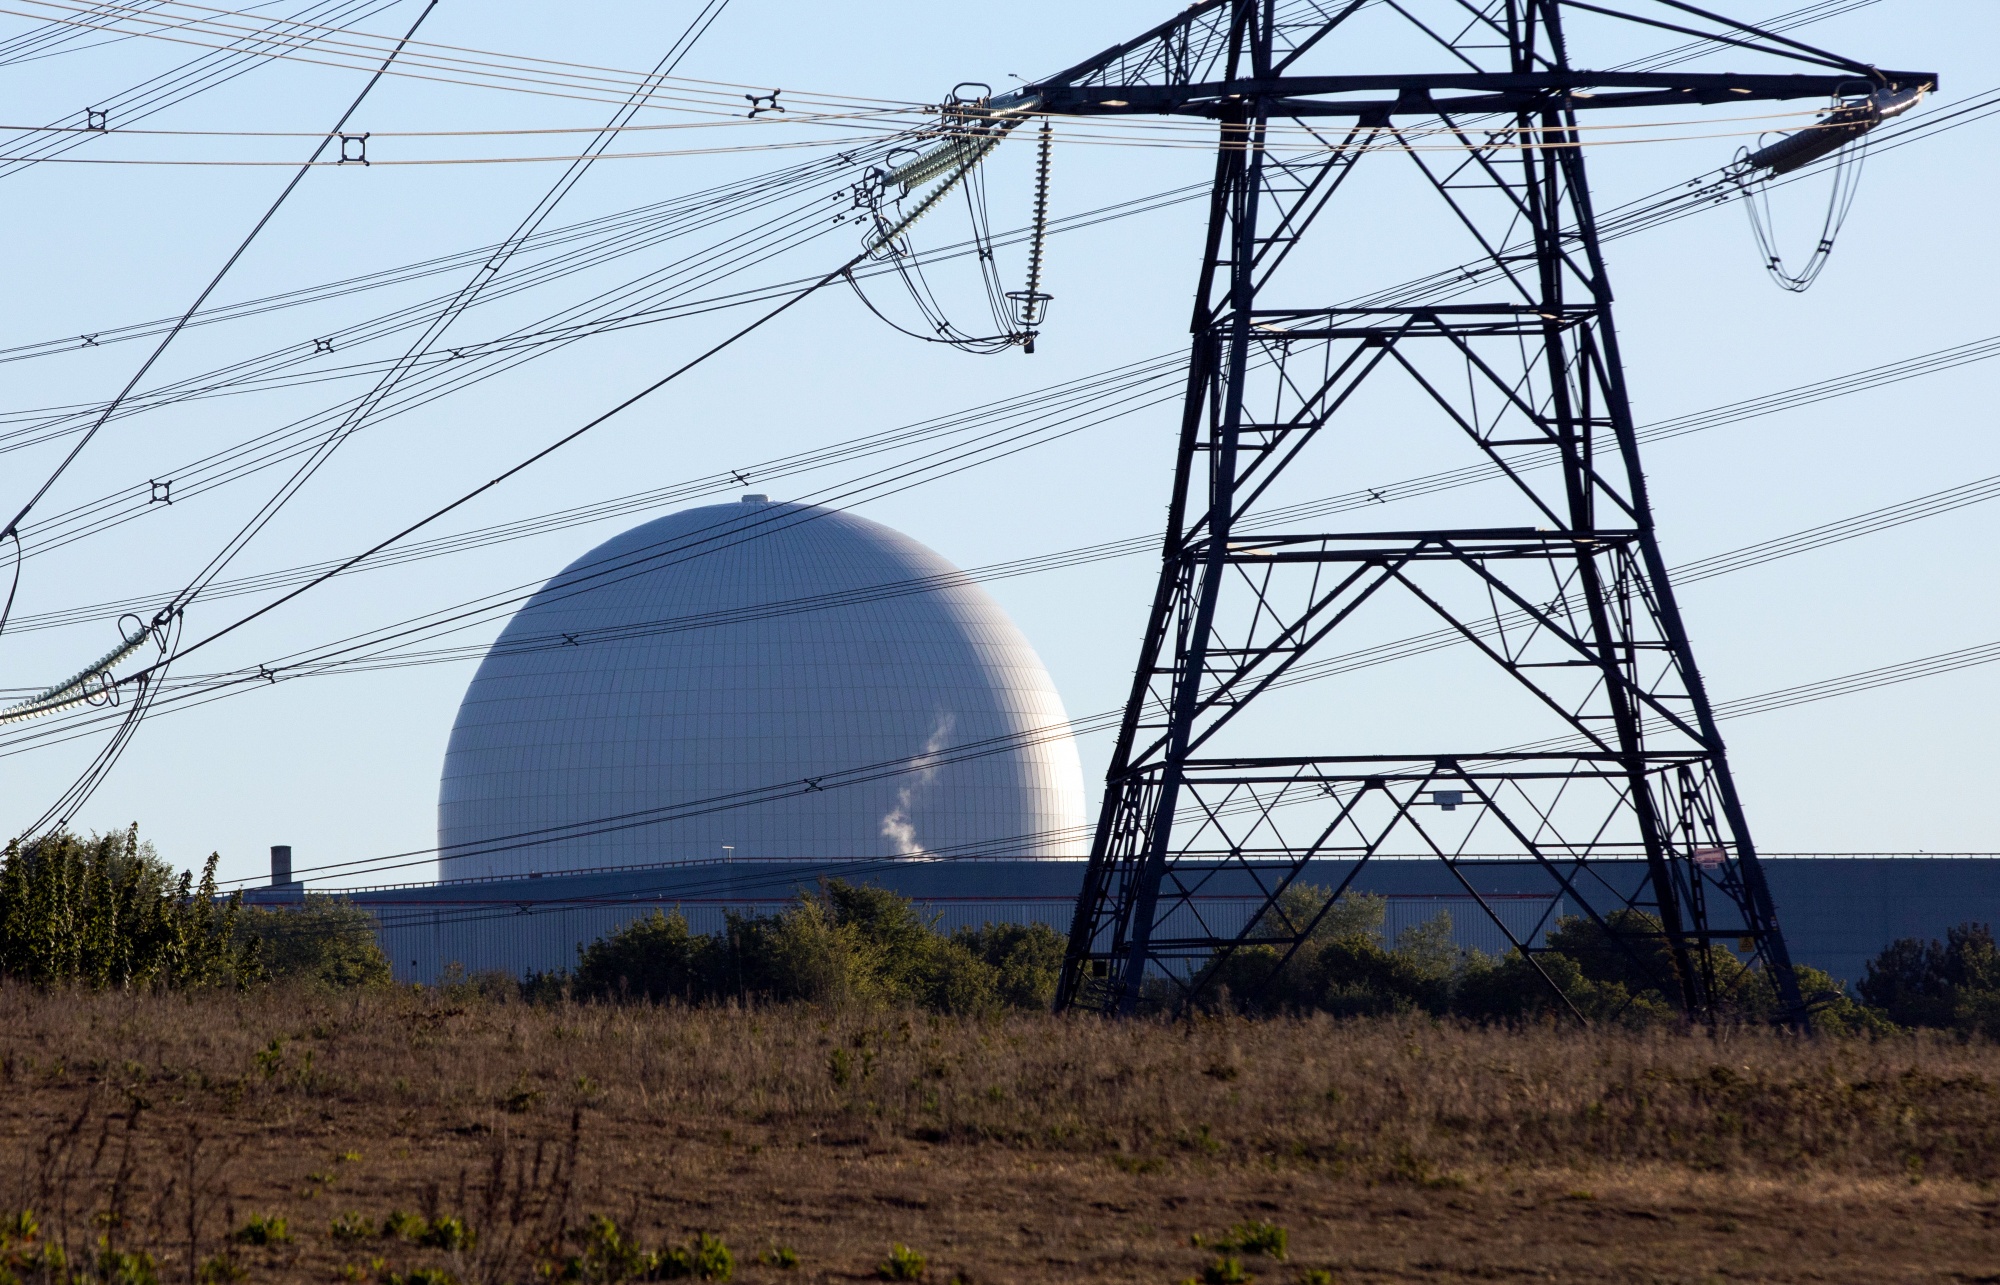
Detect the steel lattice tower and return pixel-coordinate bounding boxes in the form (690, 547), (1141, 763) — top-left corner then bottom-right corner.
(994, 1), (1932, 1021)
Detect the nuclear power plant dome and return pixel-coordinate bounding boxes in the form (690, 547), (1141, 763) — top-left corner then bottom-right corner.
(437, 497), (1087, 879)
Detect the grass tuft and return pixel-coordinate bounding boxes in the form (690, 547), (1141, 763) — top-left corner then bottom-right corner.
(878, 1243), (926, 1280)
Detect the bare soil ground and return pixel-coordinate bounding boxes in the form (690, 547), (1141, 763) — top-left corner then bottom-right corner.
(3, 985), (1998, 1283)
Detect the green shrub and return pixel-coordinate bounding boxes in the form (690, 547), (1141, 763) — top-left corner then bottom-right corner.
(416, 1216), (472, 1252)
(571, 884), (1062, 1015)
(231, 1214), (289, 1246)
(654, 1232), (733, 1281)
(1200, 1221), (1286, 1260)
(329, 1213), (375, 1242)
(382, 1211), (427, 1240)
(574, 911), (710, 1002)
(951, 922), (1066, 1009)
(1860, 923), (2000, 1034)
(877, 1243), (925, 1280)
(0, 828), (255, 989)
(556, 1215), (648, 1282)
(236, 900), (392, 989)
(1198, 1257), (1250, 1285)
(94, 1243), (160, 1285)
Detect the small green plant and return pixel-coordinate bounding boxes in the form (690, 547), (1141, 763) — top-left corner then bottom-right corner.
(383, 1211), (427, 1240)
(417, 1216), (473, 1252)
(557, 1216), (649, 1282)
(232, 1213), (291, 1246)
(1196, 1223), (1287, 1261)
(93, 1242), (160, 1285)
(1222, 1221), (1287, 1260)
(0, 1211), (39, 1247)
(758, 1245), (800, 1270)
(878, 1243), (926, 1281)
(1298, 1271), (1335, 1285)
(654, 1233), (733, 1281)
(1200, 1257), (1251, 1285)
(196, 1254), (247, 1284)
(387, 1270), (458, 1285)
(330, 1213), (376, 1242)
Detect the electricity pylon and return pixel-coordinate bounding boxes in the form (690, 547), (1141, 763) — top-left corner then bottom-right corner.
(994, 1), (1933, 1021)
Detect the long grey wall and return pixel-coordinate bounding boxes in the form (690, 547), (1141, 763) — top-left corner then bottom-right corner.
(307, 857), (2000, 988)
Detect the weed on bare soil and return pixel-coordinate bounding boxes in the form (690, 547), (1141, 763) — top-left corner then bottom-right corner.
(2, 984), (1996, 1283)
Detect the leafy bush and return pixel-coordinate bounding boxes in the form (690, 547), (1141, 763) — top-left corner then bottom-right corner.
(1859, 922), (2000, 1035)
(951, 922), (1066, 1008)
(574, 910), (710, 1002)
(877, 1243), (925, 1280)
(0, 828), (255, 989)
(548, 1219), (733, 1283)
(1202, 889), (1877, 1029)
(571, 883), (1059, 1014)
(329, 1213), (375, 1242)
(416, 1216), (472, 1252)
(655, 1233), (733, 1281)
(1199, 1221), (1287, 1260)
(231, 1214), (289, 1246)
(236, 899), (392, 989)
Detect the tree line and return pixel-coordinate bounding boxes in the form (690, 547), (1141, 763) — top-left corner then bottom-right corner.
(4, 827), (1999, 1036)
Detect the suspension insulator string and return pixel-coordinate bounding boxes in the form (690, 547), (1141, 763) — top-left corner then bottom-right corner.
(1009, 117), (1055, 353)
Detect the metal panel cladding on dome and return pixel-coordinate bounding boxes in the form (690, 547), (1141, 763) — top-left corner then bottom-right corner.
(1000, 0), (1933, 1023)
(438, 497), (1086, 877)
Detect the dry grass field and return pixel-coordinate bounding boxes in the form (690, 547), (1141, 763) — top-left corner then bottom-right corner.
(3, 984), (1999, 1284)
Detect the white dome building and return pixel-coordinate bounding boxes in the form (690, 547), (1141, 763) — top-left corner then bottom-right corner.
(437, 497), (1086, 878)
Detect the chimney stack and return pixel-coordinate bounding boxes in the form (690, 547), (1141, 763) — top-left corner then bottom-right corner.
(270, 845), (293, 888)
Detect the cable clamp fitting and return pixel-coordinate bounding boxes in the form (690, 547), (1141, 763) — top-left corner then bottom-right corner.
(148, 480), (172, 505)
(744, 90), (782, 118)
(85, 107), (107, 131)
(338, 133), (369, 165)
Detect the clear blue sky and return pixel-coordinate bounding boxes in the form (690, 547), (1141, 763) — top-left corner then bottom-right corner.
(1, 0), (1994, 886)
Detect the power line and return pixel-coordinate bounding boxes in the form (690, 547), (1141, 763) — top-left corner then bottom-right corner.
(0, 0), (439, 628)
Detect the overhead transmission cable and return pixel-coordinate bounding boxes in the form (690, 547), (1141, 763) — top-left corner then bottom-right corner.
(9, 371), (1994, 772)
(7, 2), (1976, 832)
(2, 0), (442, 834)
(3, 75), (1979, 607)
(6, 69), (1982, 483)
(161, 0), (738, 626)
(9, 0), (921, 117)
(75, 128), (1008, 722)
(191, 621), (2000, 896)
(0, 0), (406, 179)
(0, 0), (438, 645)
(6, 149), (899, 557)
(2, 152), (1154, 566)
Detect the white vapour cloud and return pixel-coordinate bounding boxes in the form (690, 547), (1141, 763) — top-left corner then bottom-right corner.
(881, 713), (956, 858)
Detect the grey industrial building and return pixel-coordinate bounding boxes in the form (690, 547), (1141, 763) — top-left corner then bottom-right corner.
(295, 854), (1994, 989)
